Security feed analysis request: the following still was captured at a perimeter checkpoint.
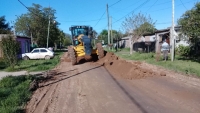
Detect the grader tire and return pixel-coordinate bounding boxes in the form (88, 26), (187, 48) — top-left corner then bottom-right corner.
(96, 43), (104, 59)
(69, 47), (77, 65)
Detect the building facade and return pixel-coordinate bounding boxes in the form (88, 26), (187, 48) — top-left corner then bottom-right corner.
(0, 34), (31, 58)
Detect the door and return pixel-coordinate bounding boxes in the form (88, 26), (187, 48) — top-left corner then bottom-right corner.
(40, 49), (48, 59)
(30, 49), (40, 59)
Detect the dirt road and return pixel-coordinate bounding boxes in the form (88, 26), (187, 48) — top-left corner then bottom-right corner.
(26, 53), (200, 113)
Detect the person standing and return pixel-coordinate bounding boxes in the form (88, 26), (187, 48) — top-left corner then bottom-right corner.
(161, 39), (170, 61)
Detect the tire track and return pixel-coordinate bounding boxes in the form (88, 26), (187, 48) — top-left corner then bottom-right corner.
(43, 83), (59, 113)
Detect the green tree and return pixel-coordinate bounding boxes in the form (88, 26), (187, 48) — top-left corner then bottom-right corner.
(63, 33), (72, 46)
(15, 4), (59, 47)
(0, 16), (11, 34)
(0, 35), (20, 70)
(122, 12), (156, 54)
(98, 29), (108, 45)
(98, 29), (123, 45)
(178, 2), (200, 56)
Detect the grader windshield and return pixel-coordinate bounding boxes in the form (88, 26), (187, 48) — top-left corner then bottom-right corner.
(69, 26), (92, 46)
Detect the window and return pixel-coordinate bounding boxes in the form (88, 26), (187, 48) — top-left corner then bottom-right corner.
(32, 49), (39, 53)
(40, 49), (47, 53)
(25, 40), (29, 53)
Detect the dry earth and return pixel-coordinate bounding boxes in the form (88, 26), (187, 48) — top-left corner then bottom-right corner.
(26, 52), (200, 113)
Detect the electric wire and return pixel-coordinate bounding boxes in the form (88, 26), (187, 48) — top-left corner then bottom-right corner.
(113, 0), (149, 24)
(180, 0), (188, 10)
(94, 0), (122, 27)
(109, 0), (122, 8)
(17, 0), (42, 18)
(145, 0), (158, 12)
(94, 11), (106, 27)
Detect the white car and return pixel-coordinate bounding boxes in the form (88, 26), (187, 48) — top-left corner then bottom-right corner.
(22, 48), (54, 60)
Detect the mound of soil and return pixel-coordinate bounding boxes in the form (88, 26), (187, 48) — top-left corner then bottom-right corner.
(61, 52), (71, 62)
(98, 52), (164, 80)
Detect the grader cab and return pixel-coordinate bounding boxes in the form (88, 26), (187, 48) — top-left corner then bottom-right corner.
(68, 25), (104, 65)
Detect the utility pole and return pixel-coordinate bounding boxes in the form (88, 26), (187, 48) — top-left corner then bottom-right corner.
(106, 4), (110, 49)
(110, 16), (113, 50)
(11, 21), (16, 36)
(47, 14), (51, 48)
(171, 0), (175, 61)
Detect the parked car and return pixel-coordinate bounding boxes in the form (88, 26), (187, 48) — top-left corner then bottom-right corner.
(22, 48), (54, 60)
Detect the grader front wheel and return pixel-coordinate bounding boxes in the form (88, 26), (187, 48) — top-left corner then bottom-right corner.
(96, 43), (104, 59)
(69, 47), (77, 65)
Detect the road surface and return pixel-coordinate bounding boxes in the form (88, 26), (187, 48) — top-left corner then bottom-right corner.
(26, 56), (200, 113)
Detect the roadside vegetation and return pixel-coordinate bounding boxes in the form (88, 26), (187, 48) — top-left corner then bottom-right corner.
(114, 48), (200, 77)
(0, 50), (63, 72)
(0, 75), (35, 113)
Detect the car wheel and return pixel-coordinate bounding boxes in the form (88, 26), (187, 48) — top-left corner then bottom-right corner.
(23, 56), (30, 60)
(45, 55), (51, 60)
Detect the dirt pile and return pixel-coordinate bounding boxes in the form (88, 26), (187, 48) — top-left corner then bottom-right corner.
(61, 52), (71, 62)
(98, 52), (165, 79)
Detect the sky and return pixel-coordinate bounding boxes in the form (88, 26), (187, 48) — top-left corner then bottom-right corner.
(1, 0), (199, 34)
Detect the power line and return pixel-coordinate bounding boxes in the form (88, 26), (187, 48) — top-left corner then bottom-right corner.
(145, 0), (158, 12)
(113, 0), (149, 24)
(110, 0), (170, 14)
(109, 0), (122, 8)
(17, 0), (41, 18)
(147, 0), (195, 13)
(179, 0), (188, 10)
(59, 18), (106, 23)
(94, 11), (106, 27)
(94, 0), (122, 27)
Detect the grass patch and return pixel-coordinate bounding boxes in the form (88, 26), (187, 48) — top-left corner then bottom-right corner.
(0, 75), (34, 113)
(1, 51), (63, 72)
(115, 49), (200, 77)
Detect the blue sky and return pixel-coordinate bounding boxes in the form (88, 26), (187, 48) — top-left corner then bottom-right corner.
(1, 0), (199, 34)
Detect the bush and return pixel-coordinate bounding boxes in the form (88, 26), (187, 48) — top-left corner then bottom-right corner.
(176, 45), (190, 56)
(0, 35), (20, 69)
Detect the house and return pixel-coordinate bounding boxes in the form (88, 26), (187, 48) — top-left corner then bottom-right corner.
(143, 33), (156, 52)
(117, 35), (154, 52)
(154, 26), (189, 53)
(0, 34), (31, 58)
(119, 26), (189, 53)
(16, 36), (31, 56)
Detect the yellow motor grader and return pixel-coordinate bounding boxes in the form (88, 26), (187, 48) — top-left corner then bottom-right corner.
(68, 25), (104, 65)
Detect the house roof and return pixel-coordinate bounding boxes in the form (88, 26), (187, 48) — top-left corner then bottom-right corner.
(16, 35), (30, 39)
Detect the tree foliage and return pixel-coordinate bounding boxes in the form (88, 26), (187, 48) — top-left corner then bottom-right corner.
(122, 12), (156, 54)
(122, 12), (156, 40)
(178, 2), (200, 43)
(98, 29), (123, 45)
(0, 35), (20, 69)
(15, 4), (60, 47)
(63, 33), (72, 46)
(0, 16), (11, 34)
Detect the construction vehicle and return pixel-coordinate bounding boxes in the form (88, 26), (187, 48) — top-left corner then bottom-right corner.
(68, 25), (104, 65)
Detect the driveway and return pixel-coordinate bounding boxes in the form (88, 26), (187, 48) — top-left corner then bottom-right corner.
(0, 71), (45, 80)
